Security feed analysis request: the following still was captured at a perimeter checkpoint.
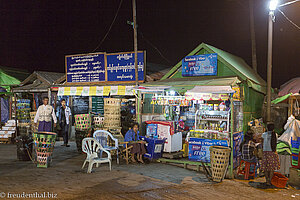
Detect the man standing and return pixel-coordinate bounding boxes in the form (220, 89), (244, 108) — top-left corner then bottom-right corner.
(57, 99), (72, 147)
(34, 97), (57, 132)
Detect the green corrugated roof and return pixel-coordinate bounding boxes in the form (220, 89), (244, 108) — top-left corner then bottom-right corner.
(0, 69), (21, 92)
(161, 43), (266, 94)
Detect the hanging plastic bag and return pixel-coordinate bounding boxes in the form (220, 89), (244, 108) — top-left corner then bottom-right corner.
(278, 115), (300, 145)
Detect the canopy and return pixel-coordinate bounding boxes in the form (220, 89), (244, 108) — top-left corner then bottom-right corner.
(0, 69), (21, 91)
(272, 93), (292, 104)
(142, 76), (240, 94)
(57, 85), (135, 96)
(186, 86), (235, 94)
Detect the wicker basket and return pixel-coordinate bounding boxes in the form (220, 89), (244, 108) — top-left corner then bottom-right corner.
(210, 146), (231, 182)
(251, 126), (264, 142)
(104, 98), (121, 128)
(104, 98), (121, 106)
(33, 132), (56, 168)
(74, 114), (91, 131)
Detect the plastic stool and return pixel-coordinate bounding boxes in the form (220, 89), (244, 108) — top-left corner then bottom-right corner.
(237, 160), (256, 180)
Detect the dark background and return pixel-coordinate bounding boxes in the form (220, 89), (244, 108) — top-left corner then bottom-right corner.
(0, 0), (299, 88)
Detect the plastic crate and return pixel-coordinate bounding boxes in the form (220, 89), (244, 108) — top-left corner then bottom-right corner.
(292, 153), (300, 169)
(291, 137), (300, 149)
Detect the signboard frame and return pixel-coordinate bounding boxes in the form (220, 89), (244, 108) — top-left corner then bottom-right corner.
(65, 52), (106, 84)
(65, 51), (146, 85)
(182, 53), (218, 77)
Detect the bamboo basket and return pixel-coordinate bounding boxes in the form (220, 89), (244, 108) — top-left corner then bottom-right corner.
(210, 146), (231, 182)
(104, 98), (121, 129)
(33, 132), (56, 168)
(74, 114), (91, 130)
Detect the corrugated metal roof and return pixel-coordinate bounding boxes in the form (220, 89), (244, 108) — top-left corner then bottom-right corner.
(35, 71), (65, 85)
(161, 43), (266, 93)
(13, 71), (64, 92)
(0, 66), (29, 81)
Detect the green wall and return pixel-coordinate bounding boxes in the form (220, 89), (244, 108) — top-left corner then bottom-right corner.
(242, 83), (265, 132)
(169, 48), (237, 79)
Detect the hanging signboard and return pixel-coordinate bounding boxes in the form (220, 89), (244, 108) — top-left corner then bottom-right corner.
(66, 51), (145, 83)
(65, 53), (106, 83)
(182, 53), (218, 76)
(106, 51), (145, 82)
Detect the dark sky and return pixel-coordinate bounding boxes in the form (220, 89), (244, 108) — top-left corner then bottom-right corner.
(0, 0), (299, 88)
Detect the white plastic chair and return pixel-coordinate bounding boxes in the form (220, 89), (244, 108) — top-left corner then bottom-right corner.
(93, 130), (119, 164)
(82, 137), (111, 173)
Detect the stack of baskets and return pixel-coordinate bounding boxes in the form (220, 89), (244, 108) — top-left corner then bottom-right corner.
(33, 132), (57, 168)
(104, 98), (121, 129)
(30, 112), (39, 133)
(210, 146), (231, 182)
(291, 137), (300, 169)
(17, 99), (31, 127)
(93, 116), (104, 130)
(74, 114), (91, 152)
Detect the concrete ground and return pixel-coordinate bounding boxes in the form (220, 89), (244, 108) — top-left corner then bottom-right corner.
(0, 142), (299, 200)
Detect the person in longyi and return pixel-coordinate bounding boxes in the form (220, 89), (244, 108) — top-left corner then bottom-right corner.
(124, 123), (146, 163)
(34, 97), (57, 132)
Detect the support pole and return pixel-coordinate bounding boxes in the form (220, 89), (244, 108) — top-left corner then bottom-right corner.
(133, 0), (138, 86)
(266, 12), (274, 122)
(230, 96), (234, 179)
(132, 0), (142, 127)
(249, 0), (258, 72)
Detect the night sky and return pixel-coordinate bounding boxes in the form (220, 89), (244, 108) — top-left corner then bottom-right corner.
(0, 0), (299, 88)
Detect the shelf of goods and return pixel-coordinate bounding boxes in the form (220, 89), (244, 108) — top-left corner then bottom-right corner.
(16, 99), (31, 130)
(193, 110), (230, 141)
(0, 120), (17, 143)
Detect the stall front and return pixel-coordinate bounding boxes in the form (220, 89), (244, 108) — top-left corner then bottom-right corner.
(12, 71), (65, 135)
(140, 43), (267, 178)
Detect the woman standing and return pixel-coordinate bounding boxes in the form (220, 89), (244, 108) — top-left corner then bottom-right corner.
(261, 123), (280, 186)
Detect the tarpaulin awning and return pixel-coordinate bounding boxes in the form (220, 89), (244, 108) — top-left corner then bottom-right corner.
(186, 86), (235, 94)
(141, 76), (241, 94)
(272, 93), (293, 104)
(134, 86), (171, 93)
(57, 85), (135, 96)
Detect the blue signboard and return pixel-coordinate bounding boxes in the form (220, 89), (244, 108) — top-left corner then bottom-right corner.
(106, 52), (144, 82)
(188, 138), (229, 162)
(66, 53), (106, 83)
(182, 53), (218, 76)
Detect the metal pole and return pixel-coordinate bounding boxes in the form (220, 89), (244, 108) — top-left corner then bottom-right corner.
(266, 12), (274, 122)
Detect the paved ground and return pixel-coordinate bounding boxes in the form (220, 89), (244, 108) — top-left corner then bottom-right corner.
(0, 142), (299, 200)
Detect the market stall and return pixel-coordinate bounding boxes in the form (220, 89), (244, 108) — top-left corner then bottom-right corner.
(55, 51), (146, 152)
(139, 43), (267, 177)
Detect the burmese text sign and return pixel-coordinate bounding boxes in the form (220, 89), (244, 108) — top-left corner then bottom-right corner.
(182, 53), (217, 76)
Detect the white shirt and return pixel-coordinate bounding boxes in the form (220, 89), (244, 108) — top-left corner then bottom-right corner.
(34, 104), (57, 123)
